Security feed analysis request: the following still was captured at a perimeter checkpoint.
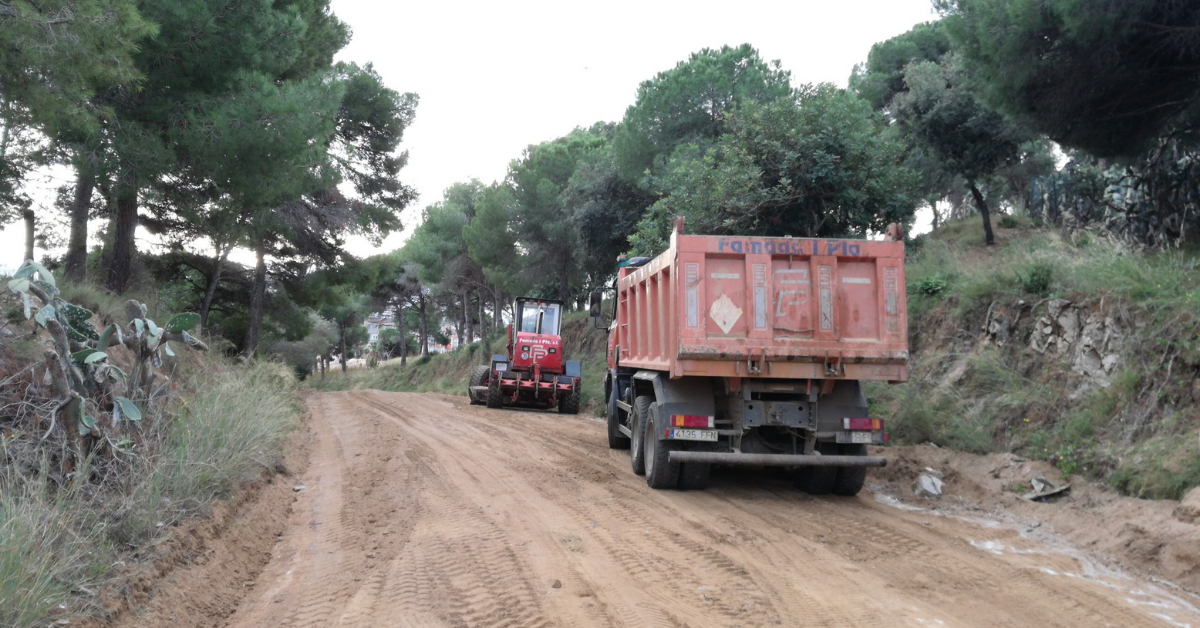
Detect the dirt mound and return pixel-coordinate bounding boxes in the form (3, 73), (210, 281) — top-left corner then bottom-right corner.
(81, 424), (312, 627)
(873, 444), (1200, 594)
(560, 315), (607, 358)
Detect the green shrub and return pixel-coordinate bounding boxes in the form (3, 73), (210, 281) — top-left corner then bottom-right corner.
(1110, 435), (1200, 500)
(912, 274), (950, 296)
(998, 215), (1019, 229)
(1018, 261), (1053, 297)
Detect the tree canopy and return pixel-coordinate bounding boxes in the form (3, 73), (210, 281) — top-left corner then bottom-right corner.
(938, 0), (1200, 158)
(613, 44), (794, 182)
(632, 85), (916, 252)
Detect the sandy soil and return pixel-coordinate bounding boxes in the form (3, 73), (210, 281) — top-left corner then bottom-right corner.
(110, 391), (1200, 627)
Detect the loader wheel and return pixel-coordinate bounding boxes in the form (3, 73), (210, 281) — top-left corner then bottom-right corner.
(630, 395), (651, 476)
(831, 443), (868, 496)
(558, 388), (580, 414)
(485, 375), (504, 409)
(606, 386), (630, 450)
(792, 442), (838, 495)
(645, 404), (681, 489)
(468, 366), (489, 405)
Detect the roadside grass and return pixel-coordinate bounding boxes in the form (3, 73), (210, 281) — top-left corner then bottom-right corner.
(0, 468), (102, 628)
(312, 312), (612, 414)
(886, 218), (1200, 498)
(0, 359), (300, 627)
(108, 360), (301, 545)
(908, 218), (1200, 321)
(313, 332), (509, 396)
(1111, 433), (1200, 499)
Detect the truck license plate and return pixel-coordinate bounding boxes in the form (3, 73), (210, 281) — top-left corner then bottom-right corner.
(668, 429), (718, 442)
(850, 431), (873, 444)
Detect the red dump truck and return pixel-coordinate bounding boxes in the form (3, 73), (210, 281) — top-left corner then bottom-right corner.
(589, 219), (907, 493)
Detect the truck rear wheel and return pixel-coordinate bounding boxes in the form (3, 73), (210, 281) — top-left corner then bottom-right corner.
(630, 395), (651, 475)
(677, 461), (711, 490)
(558, 388), (580, 414)
(468, 366), (489, 405)
(831, 443), (868, 496)
(486, 375), (504, 409)
(606, 387), (630, 450)
(793, 442), (838, 495)
(645, 404), (681, 489)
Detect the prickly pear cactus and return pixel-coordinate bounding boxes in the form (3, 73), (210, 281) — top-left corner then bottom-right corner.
(7, 261), (205, 441)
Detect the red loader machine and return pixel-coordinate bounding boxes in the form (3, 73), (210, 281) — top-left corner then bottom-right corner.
(469, 297), (582, 414)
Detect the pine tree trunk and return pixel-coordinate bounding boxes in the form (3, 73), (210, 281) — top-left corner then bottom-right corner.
(462, 288), (473, 344)
(199, 245), (230, 328)
(395, 304), (407, 366)
(931, 199), (940, 232)
(106, 180), (138, 293)
(472, 294), (482, 338)
(558, 256), (570, 303)
(968, 181), (996, 246)
(242, 235), (268, 357)
(493, 285), (502, 329)
(418, 292), (429, 357)
(320, 356), (326, 381)
(64, 168), (94, 282)
(22, 208), (34, 263)
(340, 327), (348, 373)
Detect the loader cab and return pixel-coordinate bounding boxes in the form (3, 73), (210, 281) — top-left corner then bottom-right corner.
(509, 298), (566, 373)
(516, 298), (562, 336)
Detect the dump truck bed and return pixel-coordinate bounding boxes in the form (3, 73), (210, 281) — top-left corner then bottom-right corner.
(615, 230), (908, 381)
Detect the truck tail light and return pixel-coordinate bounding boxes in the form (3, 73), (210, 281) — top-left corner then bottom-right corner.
(671, 415), (714, 428)
(843, 418), (884, 431)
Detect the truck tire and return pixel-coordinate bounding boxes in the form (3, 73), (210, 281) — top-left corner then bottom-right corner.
(486, 375), (504, 409)
(645, 404), (681, 489)
(468, 366), (489, 405)
(558, 388), (580, 414)
(792, 442), (838, 495)
(831, 443), (868, 496)
(677, 461), (711, 490)
(606, 387), (630, 450)
(630, 395), (651, 475)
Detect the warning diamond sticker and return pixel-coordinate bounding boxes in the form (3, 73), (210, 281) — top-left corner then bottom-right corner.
(709, 293), (743, 334)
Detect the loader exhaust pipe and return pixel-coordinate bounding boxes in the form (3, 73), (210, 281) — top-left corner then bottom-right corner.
(668, 451), (888, 468)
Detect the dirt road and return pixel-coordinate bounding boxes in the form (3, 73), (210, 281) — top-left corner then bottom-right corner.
(213, 391), (1199, 627)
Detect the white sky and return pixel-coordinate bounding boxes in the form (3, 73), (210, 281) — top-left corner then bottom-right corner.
(1, 0), (939, 273)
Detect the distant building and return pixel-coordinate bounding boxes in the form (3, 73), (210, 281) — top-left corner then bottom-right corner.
(364, 310), (459, 355)
(364, 310), (397, 345)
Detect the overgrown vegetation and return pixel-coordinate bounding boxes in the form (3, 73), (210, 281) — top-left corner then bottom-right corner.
(872, 218), (1200, 499)
(0, 266), (300, 627)
(0, 356), (298, 627)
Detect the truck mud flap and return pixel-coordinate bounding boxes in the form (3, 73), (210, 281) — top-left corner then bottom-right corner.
(667, 451), (887, 468)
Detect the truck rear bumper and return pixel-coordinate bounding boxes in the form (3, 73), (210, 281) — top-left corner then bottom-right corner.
(668, 451), (887, 468)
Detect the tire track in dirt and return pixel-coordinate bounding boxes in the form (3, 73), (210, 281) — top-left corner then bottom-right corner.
(216, 390), (1200, 628)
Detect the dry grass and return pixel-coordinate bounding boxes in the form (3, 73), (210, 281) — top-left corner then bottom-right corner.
(889, 219), (1200, 497)
(0, 466), (103, 628)
(0, 358), (300, 627)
